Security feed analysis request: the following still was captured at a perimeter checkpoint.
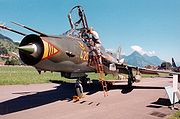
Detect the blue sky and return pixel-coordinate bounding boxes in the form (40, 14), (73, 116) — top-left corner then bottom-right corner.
(0, 0), (180, 62)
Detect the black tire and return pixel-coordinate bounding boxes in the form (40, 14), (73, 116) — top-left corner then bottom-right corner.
(75, 83), (83, 98)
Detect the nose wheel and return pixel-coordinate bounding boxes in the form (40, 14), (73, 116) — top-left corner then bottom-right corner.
(75, 79), (84, 98)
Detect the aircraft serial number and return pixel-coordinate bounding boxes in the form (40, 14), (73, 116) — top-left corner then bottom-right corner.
(80, 51), (89, 61)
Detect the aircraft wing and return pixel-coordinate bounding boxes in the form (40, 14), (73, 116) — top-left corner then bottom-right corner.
(101, 53), (180, 75)
(120, 63), (180, 75)
(138, 67), (180, 75)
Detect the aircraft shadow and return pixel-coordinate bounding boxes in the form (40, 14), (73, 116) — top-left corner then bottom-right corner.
(109, 85), (164, 94)
(0, 81), (164, 115)
(49, 80), (101, 95)
(151, 98), (171, 106)
(0, 82), (73, 115)
(146, 98), (172, 109)
(0, 81), (100, 115)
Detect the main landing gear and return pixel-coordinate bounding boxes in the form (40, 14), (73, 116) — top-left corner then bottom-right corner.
(75, 79), (83, 98)
(74, 76), (90, 98)
(127, 67), (135, 87)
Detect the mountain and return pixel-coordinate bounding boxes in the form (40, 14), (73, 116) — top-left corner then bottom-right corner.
(176, 62), (180, 67)
(0, 33), (19, 62)
(123, 51), (163, 67)
(143, 54), (162, 66)
(0, 34), (13, 42)
(0, 33), (19, 52)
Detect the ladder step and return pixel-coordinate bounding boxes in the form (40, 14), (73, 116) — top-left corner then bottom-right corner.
(92, 55), (108, 96)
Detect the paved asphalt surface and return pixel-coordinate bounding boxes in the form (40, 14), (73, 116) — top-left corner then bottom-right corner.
(0, 77), (180, 119)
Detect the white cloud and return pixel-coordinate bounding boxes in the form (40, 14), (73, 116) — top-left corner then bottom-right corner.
(131, 45), (155, 56)
(131, 45), (145, 55)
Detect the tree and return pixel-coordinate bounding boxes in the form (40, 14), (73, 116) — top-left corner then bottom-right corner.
(161, 62), (172, 70)
(0, 47), (8, 54)
(5, 56), (20, 65)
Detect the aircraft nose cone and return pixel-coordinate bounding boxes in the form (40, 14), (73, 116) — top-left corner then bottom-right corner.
(18, 44), (38, 57)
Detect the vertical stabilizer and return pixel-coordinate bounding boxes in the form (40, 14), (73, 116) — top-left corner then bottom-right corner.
(172, 58), (177, 68)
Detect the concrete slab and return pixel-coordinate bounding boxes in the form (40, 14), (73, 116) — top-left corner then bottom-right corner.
(0, 77), (180, 119)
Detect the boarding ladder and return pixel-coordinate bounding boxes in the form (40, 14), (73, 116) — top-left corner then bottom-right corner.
(93, 55), (108, 97)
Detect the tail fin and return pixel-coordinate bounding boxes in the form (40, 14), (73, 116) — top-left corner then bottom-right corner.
(116, 46), (121, 61)
(116, 46), (124, 64)
(172, 58), (177, 68)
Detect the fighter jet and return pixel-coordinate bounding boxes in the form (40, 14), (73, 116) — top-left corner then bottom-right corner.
(0, 6), (179, 97)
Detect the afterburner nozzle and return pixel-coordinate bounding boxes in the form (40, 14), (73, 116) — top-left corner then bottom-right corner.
(18, 44), (38, 57)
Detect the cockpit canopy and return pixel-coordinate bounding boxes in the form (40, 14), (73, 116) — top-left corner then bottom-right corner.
(64, 6), (89, 38)
(68, 6), (88, 30)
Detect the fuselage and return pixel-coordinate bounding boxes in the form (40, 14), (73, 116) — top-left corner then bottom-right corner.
(19, 33), (117, 74)
(35, 35), (94, 73)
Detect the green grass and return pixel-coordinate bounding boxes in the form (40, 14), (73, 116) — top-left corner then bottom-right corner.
(138, 72), (170, 78)
(168, 111), (180, 119)
(0, 66), (117, 85)
(141, 74), (159, 78)
(0, 66), (66, 85)
(87, 73), (116, 80)
(0, 66), (166, 85)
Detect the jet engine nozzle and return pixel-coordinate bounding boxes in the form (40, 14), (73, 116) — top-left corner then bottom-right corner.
(19, 34), (44, 65)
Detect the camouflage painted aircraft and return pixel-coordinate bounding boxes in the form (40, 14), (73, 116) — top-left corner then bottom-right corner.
(0, 6), (179, 97)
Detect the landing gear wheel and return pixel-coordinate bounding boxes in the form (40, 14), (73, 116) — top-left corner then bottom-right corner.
(75, 80), (83, 98)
